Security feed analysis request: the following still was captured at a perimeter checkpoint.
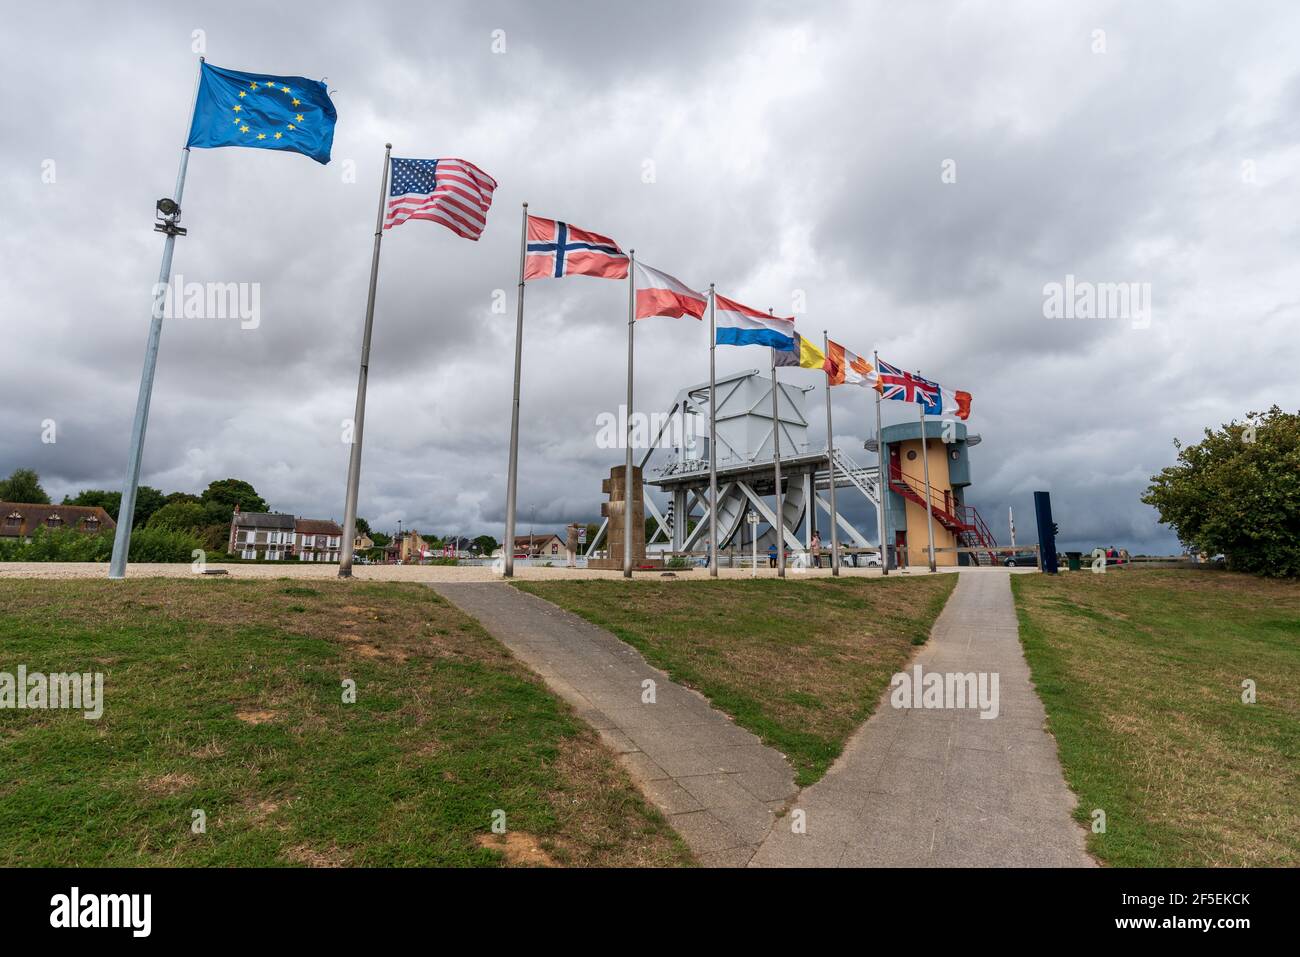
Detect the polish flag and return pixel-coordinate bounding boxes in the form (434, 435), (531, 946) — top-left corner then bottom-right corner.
(633, 262), (707, 321)
(826, 340), (878, 388)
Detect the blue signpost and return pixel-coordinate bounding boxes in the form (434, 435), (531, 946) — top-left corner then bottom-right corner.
(1033, 490), (1059, 574)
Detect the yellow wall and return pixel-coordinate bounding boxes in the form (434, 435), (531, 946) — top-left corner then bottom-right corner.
(896, 437), (958, 567)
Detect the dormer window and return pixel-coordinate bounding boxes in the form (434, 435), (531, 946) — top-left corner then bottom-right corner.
(84, 517), (100, 531)
(5, 511), (21, 528)
(46, 513), (64, 528)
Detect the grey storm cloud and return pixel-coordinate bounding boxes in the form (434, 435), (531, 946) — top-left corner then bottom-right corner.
(2, 0), (1298, 552)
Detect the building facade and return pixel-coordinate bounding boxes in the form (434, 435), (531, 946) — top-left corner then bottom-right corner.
(494, 533), (566, 560)
(1, 503), (115, 543)
(296, 519), (343, 562)
(228, 509), (297, 560)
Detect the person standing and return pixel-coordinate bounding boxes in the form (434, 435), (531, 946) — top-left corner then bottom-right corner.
(811, 532), (822, 569)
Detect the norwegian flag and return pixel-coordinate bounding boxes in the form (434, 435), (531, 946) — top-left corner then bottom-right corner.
(524, 216), (629, 280)
(876, 358), (940, 409)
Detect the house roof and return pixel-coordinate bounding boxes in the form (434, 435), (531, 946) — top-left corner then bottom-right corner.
(232, 511), (296, 529)
(0, 502), (116, 538)
(513, 533), (564, 546)
(295, 518), (342, 536)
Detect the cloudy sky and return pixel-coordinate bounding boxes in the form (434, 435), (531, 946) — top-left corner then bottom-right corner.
(3, 0), (1297, 552)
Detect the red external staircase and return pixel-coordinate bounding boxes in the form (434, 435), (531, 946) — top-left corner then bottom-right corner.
(888, 461), (999, 564)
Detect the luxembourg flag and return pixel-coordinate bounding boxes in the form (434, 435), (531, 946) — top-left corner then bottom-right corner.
(634, 262), (706, 320)
(714, 294), (796, 349)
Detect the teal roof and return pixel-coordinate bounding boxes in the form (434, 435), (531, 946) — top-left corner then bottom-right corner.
(881, 420), (967, 444)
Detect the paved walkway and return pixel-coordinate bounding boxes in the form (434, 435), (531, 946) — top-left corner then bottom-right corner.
(435, 571), (1092, 868)
(750, 569), (1094, 867)
(430, 582), (798, 866)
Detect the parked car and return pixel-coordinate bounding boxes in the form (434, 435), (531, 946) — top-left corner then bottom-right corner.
(846, 552), (882, 568)
(1003, 551), (1038, 567)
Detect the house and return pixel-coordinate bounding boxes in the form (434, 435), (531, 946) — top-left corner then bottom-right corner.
(442, 535), (477, 558)
(353, 533), (374, 551)
(228, 508), (297, 560)
(296, 519), (343, 562)
(493, 533), (565, 560)
(379, 530), (429, 563)
(1, 502), (115, 543)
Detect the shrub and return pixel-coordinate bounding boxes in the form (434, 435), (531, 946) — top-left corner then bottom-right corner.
(0, 526), (113, 562)
(0, 526), (204, 563)
(127, 526), (206, 563)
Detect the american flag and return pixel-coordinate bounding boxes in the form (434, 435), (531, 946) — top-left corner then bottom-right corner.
(385, 157), (497, 240)
(877, 358), (939, 407)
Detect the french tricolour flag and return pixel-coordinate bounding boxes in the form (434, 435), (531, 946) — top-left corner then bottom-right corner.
(524, 216), (629, 280)
(634, 262), (706, 321)
(714, 294), (796, 349)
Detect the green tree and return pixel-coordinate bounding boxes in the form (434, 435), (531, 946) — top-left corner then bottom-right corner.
(472, 534), (498, 554)
(0, 469), (51, 504)
(164, 491), (202, 506)
(200, 479), (268, 515)
(133, 486), (167, 527)
(62, 486), (164, 526)
(147, 501), (208, 532)
(370, 531), (391, 547)
(354, 516), (372, 537)
(1143, 406), (1300, 577)
(64, 489), (120, 516)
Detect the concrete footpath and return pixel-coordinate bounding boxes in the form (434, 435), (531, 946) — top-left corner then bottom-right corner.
(749, 569), (1094, 867)
(430, 582), (798, 867)
(434, 572), (1093, 868)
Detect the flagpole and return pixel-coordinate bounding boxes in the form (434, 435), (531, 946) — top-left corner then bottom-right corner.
(623, 250), (636, 579)
(337, 144), (393, 578)
(109, 55), (206, 580)
(707, 284), (718, 578)
(770, 310), (786, 579)
(874, 349), (889, 576)
(503, 202), (529, 578)
(917, 391), (937, 573)
(822, 331), (839, 576)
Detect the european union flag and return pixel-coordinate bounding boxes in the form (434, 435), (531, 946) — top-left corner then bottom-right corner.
(186, 62), (337, 165)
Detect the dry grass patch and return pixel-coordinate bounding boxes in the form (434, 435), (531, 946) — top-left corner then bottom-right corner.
(475, 832), (556, 867)
(143, 772), (196, 796)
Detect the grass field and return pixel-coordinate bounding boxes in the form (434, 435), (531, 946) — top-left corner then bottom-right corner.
(517, 575), (956, 785)
(1012, 568), (1300, 867)
(0, 578), (691, 867)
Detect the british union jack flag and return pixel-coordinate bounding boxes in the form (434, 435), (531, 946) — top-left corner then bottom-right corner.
(877, 358), (941, 413)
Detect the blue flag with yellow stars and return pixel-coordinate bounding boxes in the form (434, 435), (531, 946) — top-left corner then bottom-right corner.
(186, 62), (337, 165)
